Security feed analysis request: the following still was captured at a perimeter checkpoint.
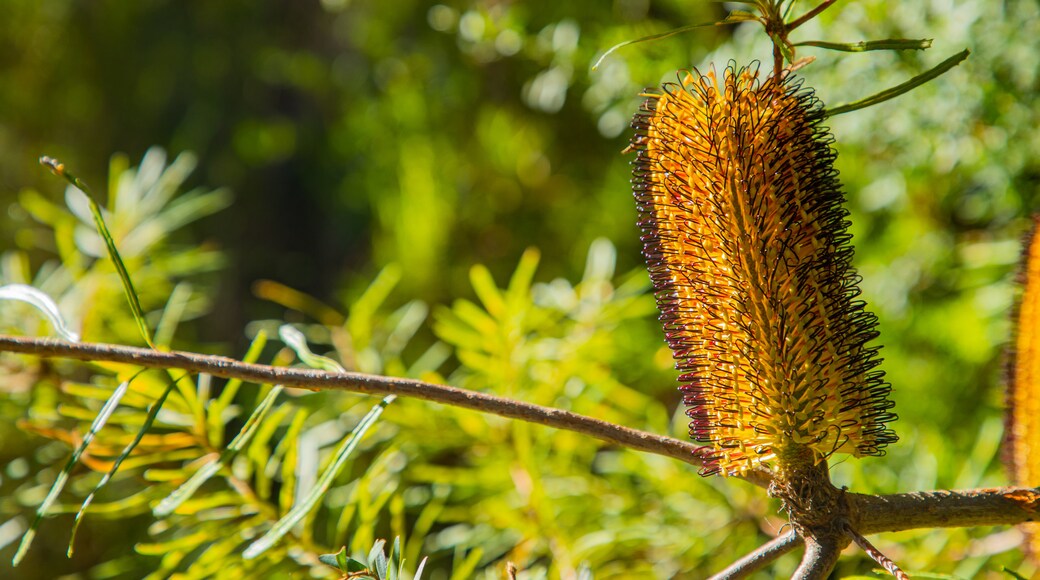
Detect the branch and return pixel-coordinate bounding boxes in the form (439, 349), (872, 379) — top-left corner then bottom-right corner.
(851, 487), (1040, 534)
(0, 334), (774, 488)
(787, 0), (837, 31)
(845, 524), (908, 580)
(791, 535), (842, 580)
(708, 530), (801, 579)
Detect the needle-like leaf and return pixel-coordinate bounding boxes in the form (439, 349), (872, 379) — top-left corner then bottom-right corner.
(13, 372), (140, 565)
(153, 385), (284, 517)
(242, 395), (393, 559)
(40, 157), (155, 348)
(825, 49), (969, 117)
(795, 38), (932, 52)
(592, 12), (756, 71)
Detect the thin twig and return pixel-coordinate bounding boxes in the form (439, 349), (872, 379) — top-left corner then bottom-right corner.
(0, 334), (775, 488)
(708, 530), (802, 580)
(787, 0), (837, 31)
(791, 535), (843, 580)
(845, 524), (909, 580)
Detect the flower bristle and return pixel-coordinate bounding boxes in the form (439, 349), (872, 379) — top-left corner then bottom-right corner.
(1008, 215), (1040, 563)
(630, 63), (897, 477)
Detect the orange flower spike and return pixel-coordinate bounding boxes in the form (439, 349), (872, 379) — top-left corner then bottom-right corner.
(631, 64), (897, 477)
(1009, 216), (1040, 563)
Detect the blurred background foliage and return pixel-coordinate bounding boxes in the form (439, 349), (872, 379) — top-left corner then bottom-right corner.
(0, 0), (1038, 578)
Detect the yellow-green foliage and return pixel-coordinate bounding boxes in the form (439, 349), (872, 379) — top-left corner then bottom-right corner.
(2, 1), (1040, 578)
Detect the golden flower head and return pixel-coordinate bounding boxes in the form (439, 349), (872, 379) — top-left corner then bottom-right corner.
(630, 63), (897, 477)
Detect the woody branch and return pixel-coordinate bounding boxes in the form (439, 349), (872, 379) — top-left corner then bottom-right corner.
(2, 334), (1038, 533)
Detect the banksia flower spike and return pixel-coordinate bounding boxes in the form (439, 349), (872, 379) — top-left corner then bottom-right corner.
(1008, 216), (1040, 563)
(630, 63), (897, 477)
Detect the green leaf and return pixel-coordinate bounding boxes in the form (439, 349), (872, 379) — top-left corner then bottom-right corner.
(318, 546), (349, 571)
(506, 248), (540, 311)
(347, 557), (370, 573)
(452, 299), (499, 337)
(242, 396), (394, 559)
(0, 284), (80, 341)
(770, 33), (795, 63)
(154, 385), (284, 517)
(336, 546), (350, 571)
(68, 374), (183, 555)
(469, 264), (505, 319)
(278, 409), (308, 514)
(348, 263), (402, 349)
(383, 300), (428, 360)
(794, 38), (932, 52)
(13, 372), (139, 566)
(208, 330), (268, 447)
(370, 538), (388, 579)
(448, 547), (484, 580)
(390, 536), (402, 580)
(825, 49), (970, 117)
(1003, 567), (1030, 580)
(582, 238), (616, 284)
(279, 324), (345, 372)
(153, 281), (193, 349)
(40, 156), (155, 348)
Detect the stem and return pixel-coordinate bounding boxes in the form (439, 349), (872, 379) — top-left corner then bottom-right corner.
(0, 334), (775, 488)
(845, 524), (909, 580)
(708, 531), (801, 579)
(851, 487), (1040, 534)
(787, 0), (837, 31)
(791, 535), (842, 580)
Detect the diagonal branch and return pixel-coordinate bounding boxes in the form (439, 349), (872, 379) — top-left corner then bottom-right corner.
(787, 0), (837, 31)
(844, 523), (908, 579)
(0, 334), (774, 488)
(708, 530), (802, 579)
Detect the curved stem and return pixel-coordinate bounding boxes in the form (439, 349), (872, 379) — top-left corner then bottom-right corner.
(0, 334), (775, 488)
(791, 535), (842, 580)
(708, 530), (801, 579)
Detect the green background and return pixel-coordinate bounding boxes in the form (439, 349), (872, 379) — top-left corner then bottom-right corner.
(1, 0), (1038, 578)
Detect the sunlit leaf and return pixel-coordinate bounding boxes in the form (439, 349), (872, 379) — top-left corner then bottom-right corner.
(153, 282), (192, 349)
(41, 156), (155, 348)
(154, 385), (284, 517)
(208, 330), (268, 447)
(242, 396), (393, 559)
(279, 324), (345, 372)
(447, 547), (484, 580)
(348, 264), (402, 349)
(370, 538), (388, 579)
(470, 265), (506, 319)
(506, 248), (540, 311)
(0, 284), (80, 341)
(69, 375), (184, 554)
(14, 372), (139, 565)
